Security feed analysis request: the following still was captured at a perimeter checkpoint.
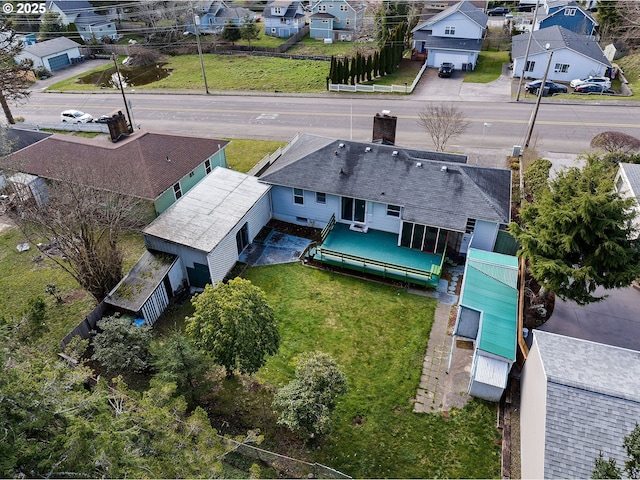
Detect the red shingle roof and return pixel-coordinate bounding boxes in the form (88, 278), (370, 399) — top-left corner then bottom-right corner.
(8, 130), (229, 200)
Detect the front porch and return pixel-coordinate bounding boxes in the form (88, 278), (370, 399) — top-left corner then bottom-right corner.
(308, 221), (444, 287)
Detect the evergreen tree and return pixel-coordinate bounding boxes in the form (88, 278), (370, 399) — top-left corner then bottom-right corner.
(39, 11), (62, 40)
(222, 19), (241, 44)
(240, 14), (260, 46)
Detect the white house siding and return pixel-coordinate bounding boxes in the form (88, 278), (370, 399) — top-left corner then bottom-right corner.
(430, 12), (484, 39)
(143, 236), (209, 282)
(17, 46), (81, 71)
(141, 282), (169, 326)
(514, 50), (607, 83)
(365, 201), (402, 234)
(167, 257), (184, 293)
(469, 219), (498, 252)
(429, 50), (476, 69)
(207, 192), (272, 283)
(520, 338), (548, 479)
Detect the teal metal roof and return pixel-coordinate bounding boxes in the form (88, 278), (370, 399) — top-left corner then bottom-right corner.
(460, 249), (518, 361)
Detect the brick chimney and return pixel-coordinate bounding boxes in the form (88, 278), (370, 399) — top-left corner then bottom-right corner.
(372, 110), (397, 145)
(106, 111), (131, 142)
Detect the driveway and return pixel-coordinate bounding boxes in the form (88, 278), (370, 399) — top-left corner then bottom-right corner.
(539, 286), (640, 351)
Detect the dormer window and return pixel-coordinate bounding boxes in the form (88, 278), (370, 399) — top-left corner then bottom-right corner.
(274, 6), (281, 14)
(318, 5), (326, 12)
(564, 7), (576, 15)
(444, 25), (455, 35)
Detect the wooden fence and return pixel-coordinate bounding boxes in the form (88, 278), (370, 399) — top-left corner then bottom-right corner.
(61, 301), (107, 349)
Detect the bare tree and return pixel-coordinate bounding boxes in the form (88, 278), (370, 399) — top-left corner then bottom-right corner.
(417, 104), (470, 152)
(591, 131), (640, 155)
(126, 45), (165, 67)
(0, 20), (32, 124)
(6, 159), (150, 302)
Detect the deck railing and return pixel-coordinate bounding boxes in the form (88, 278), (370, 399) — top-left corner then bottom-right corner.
(320, 213), (336, 243)
(312, 245), (441, 286)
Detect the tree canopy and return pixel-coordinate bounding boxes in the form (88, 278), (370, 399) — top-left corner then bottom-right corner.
(510, 160), (640, 305)
(186, 278), (279, 376)
(0, 20), (32, 124)
(417, 104), (470, 152)
(273, 351), (347, 440)
(240, 14), (260, 45)
(591, 423), (640, 479)
(92, 315), (152, 372)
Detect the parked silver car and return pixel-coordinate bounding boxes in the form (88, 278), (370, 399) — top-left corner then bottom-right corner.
(60, 109), (93, 123)
(569, 76), (611, 89)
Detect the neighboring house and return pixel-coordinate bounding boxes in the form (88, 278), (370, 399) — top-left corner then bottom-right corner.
(615, 163), (640, 237)
(309, 0), (365, 41)
(452, 248), (519, 402)
(521, 330), (640, 479)
(262, 0), (306, 38)
(7, 130), (229, 215)
(14, 37), (81, 72)
(257, 133), (512, 287)
(512, 25), (611, 82)
(44, 0), (118, 42)
(411, 0), (488, 70)
(534, 0), (597, 36)
(6, 127), (51, 154)
(143, 167), (272, 288)
(188, 0), (255, 35)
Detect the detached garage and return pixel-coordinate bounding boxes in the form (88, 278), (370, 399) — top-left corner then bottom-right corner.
(143, 167), (272, 288)
(15, 36), (82, 72)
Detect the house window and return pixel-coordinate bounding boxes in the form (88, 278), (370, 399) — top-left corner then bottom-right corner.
(205, 159), (212, 174)
(387, 205), (401, 217)
(173, 182), (182, 200)
(465, 218), (476, 233)
(189, 170), (195, 178)
(525, 60), (535, 72)
(274, 6), (281, 14)
(318, 5), (326, 12)
(322, 19), (328, 24)
(400, 222), (447, 253)
(341, 197), (365, 222)
(316, 192), (326, 204)
(345, 18), (350, 26)
(616, 176), (625, 192)
(554, 63), (570, 73)
(444, 25), (455, 35)
(280, 17), (287, 23)
(340, 4), (347, 11)
(564, 7), (576, 15)
(294, 188), (304, 205)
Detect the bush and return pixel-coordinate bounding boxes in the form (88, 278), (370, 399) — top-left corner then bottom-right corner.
(92, 315), (152, 372)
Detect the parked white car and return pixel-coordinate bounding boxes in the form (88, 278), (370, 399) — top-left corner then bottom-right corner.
(569, 76), (611, 89)
(60, 110), (93, 123)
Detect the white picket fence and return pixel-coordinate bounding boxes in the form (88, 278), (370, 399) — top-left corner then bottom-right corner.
(328, 60), (428, 94)
(16, 122), (109, 134)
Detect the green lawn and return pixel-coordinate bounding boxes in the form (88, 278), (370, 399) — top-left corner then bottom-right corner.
(239, 263), (501, 479)
(464, 50), (510, 83)
(224, 138), (287, 173)
(288, 36), (378, 57)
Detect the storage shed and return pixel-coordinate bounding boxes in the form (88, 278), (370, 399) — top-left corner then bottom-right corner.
(452, 248), (519, 401)
(143, 168), (272, 288)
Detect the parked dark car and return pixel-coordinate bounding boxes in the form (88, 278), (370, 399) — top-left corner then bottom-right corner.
(524, 80), (568, 95)
(488, 6), (509, 15)
(572, 84), (616, 95)
(438, 62), (454, 78)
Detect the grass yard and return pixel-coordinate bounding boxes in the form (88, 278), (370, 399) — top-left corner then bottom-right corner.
(237, 263), (502, 479)
(224, 138), (287, 173)
(464, 50), (510, 83)
(288, 36), (378, 57)
(361, 58), (423, 89)
(0, 227), (145, 352)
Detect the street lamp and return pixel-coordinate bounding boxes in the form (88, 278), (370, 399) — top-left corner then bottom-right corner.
(187, 5), (209, 94)
(524, 43), (553, 148)
(477, 122), (491, 165)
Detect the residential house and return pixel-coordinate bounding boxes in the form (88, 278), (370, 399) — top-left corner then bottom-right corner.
(452, 248), (519, 402)
(6, 127), (51, 154)
(411, 0), (488, 70)
(257, 132), (512, 287)
(263, 0), (306, 38)
(7, 130), (229, 215)
(521, 330), (640, 478)
(188, 0), (255, 35)
(44, 0), (118, 42)
(14, 37), (82, 72)
(534, 0), (597, 36)
(308, 0), (365, 41)
(512, 25), (610, 82)
(615, 163), (640, 237)
(143, 167), (272, 288)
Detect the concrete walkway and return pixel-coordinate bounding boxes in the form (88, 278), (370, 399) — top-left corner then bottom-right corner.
(413, 265), (473, 413)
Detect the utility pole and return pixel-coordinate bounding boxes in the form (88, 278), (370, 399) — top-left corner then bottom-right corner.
(524, 45), (553, 148)
(515, 0), (541, 102)
(112, 54), (133, 133)
(190, 3), (209, 94)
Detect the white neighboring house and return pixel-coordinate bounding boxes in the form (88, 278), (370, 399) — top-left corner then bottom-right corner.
(410, 0), (488, 70)
(521, 330), (640, 479)
(512, 25), (611, 82)
(615, 163), (640, 237)
(44, 0), (118, 42)
(14, 37), (81, 72)
(143, 167), (272, 289)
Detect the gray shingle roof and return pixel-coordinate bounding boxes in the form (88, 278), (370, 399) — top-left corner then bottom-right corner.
(46, 0), (109, 27)
(620, 163), (640, 197)
(258, 134), (511, 231)
(534, 330), (640, 479)
(262, 0), (305, 19)
(412, 0), (488, 33)
(512, 25), (610, 66)
(409, 34), (483, 53)
(22, 37), (80, 58)
(7, 128), (51, 154)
